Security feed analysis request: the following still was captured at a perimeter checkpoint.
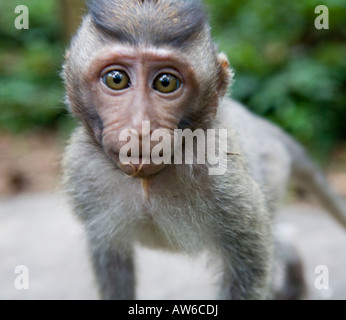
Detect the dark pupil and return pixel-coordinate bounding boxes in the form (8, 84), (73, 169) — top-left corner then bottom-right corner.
(160, 75), (170, 87)
(112, 73), (122, 84)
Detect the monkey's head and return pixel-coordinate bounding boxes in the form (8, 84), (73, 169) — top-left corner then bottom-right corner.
(63, 0), (233, 178)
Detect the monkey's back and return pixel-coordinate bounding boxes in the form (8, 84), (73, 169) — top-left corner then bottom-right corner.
(217, 98), (292, 213)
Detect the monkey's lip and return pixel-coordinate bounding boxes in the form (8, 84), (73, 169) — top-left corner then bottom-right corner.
(113, 154), (166, 178)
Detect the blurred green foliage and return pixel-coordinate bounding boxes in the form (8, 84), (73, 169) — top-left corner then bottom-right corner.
(0, 0), (345, 159)
(206, 0), (346, 159)
(0, 0), (67, 133)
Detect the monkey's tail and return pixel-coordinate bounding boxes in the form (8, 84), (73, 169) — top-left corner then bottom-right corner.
(283, 133), (346, 229)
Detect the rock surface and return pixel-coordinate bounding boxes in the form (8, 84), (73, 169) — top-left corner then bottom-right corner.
(0, 192), (345, 300)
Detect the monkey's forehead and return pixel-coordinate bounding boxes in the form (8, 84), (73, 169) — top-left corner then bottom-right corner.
(85, 44), (192, 66)
(66, 14), (219, 81)
(87, 0), (208, 48)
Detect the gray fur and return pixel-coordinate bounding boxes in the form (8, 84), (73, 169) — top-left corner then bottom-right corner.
(63, 98), (340, 299)
(62, 0), (346, 300)
(87, 0), (208, 48)
(64, 99), (277, 299)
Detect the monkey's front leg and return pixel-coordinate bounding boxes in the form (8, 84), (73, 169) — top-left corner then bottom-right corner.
(218, 220), (273, 300)
(88, 242), (135, 300)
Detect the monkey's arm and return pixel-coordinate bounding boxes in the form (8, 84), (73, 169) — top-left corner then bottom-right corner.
(88, 242), (135, 300)
(218, 214), (274, 299)
(212, 166), (274, 300)
(63, 128), (137, 299)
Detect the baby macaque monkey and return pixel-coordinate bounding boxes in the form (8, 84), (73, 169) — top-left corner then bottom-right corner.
(62, 0), (346, 299)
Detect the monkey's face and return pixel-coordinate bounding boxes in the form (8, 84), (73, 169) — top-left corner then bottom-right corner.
(82, 44), (202, 178)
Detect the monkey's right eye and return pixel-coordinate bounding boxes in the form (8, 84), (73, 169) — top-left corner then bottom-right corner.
(153, 73), (181, 94)
(102, 70), (131, 91)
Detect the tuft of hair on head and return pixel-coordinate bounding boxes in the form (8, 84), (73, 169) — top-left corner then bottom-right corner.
(86, 0), (209, 47)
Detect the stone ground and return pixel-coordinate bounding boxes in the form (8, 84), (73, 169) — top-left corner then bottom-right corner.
(0, 192), (345, 300)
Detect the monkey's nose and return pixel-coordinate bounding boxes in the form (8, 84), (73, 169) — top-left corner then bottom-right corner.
(110, 151), (165, 178)
(121, 160), (166, 178)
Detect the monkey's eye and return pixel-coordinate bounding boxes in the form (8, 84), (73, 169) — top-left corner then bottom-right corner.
(102, 70), (130, 91)
(153, 73), (181, 94)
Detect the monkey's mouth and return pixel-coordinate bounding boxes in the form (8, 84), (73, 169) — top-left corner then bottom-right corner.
(112, 153), (166, 178)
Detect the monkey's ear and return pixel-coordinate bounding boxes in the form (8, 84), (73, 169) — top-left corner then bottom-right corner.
(216, 53), (233, 98)
(64, 50), (70, 60)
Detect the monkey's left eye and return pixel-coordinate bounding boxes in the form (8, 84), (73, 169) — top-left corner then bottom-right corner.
(153, 73), (181, 94)
(102, 70), (131, 91)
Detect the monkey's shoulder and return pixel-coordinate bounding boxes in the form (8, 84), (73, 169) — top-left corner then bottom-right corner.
(218, 98), (291, 155)
(218, 98), (281, 134)
(218, 98), (292, 200)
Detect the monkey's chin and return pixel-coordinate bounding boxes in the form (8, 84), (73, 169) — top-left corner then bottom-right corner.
(112, 154), (166, 178)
